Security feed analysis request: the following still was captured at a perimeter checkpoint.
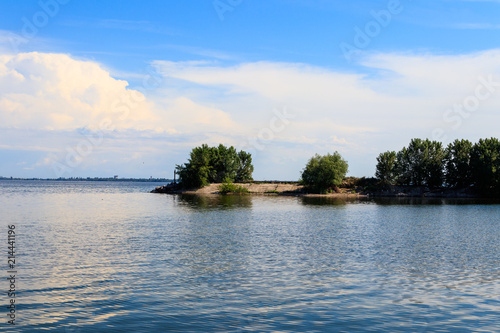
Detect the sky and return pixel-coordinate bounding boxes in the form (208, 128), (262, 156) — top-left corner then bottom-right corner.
(0, 0), (499, 180)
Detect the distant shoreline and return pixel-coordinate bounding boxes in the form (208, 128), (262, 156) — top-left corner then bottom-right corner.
(0, 178), (172, 182)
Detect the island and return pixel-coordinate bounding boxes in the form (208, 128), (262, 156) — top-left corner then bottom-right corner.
(152, 138), (500, 198)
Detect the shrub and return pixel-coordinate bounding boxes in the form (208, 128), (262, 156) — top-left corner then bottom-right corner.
(218, 179), (250, 194)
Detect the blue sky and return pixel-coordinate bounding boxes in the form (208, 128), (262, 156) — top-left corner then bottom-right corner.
(1, 0), (500, 179)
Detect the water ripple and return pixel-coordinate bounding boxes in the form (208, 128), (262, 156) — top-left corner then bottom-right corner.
(1, 181), (500, 332)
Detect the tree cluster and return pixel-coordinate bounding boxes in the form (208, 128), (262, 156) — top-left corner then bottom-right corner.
(175, 144), (254, 189)
(176, 139), (500, 196)
(300, 152), (349, 193)
(376, 138), (500, 194)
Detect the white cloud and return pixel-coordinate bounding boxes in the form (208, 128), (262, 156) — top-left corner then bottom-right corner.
(0, 52), (239, 135)
(152, 51), (500, 177)
(154, 51), (500, 140)
(156, 96), (240, 134)
(2, 50), (500, 179)
(0, 52), (154, 130)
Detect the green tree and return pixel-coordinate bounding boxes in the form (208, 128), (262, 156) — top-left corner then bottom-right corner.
(395, 147), (411, 185)
(375, 151), (397, 184)
(211, 144), (239, 182)
(395, 139), (426, 186)
(176, 144), (254, 188)
(394, 138), (445, 188)
(300, 152), (349, 193)
(424, 140), (446, 188)
(470, 138), (500, 194)
(445, 139), (473, 188)
(175, 144), (213, 188)
(236, 150), (254, 182)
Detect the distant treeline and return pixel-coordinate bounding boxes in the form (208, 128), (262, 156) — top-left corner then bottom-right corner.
(376, 138), (500, 195)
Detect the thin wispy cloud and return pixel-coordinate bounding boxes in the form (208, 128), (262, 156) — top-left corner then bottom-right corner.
(452, 23), (500, 29)
(158, 44), (235, 61)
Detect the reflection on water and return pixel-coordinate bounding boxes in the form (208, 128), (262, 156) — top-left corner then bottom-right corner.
(177, 193), (253, 209)
(2, 181), (500, 332)
(299, 196), (369, 206)
(372, 197), (500, 206)
(299, 195), (500, 206)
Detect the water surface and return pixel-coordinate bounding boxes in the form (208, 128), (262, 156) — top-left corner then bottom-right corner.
(1, 181), (499, 332)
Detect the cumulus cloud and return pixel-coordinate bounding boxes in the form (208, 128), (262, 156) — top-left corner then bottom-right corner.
(0, 52), (155, 130)
(0, 52), (244, 178)
(0, 52), (239, 135)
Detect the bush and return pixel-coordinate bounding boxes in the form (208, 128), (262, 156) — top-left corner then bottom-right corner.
(342, 176), (359, 188)
(218, 179), (250, 194)
(300, 152), (349, 194)
(357, 177), (380, 192)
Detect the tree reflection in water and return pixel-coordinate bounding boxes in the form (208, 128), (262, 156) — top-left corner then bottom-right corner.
(177, 194), (253, 210)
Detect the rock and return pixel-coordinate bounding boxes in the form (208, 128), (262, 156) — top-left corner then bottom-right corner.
(151, 183), (180, 193)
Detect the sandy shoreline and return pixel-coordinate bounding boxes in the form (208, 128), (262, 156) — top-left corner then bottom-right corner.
(151, 182), (494, 199)
(153, 182), (368, 197)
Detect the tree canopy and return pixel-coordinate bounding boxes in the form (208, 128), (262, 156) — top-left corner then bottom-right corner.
(375, 137), (500, 195)
(470, 138), (500, 193)
(175, 144), (254, 188)
(445, 139), (473, 188)
(300, 152), (349, 193)
(391, 139), (446, 188)
(375, 151), (397, 185)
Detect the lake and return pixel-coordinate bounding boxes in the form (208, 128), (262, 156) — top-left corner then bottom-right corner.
(1, 180), (499, 332)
